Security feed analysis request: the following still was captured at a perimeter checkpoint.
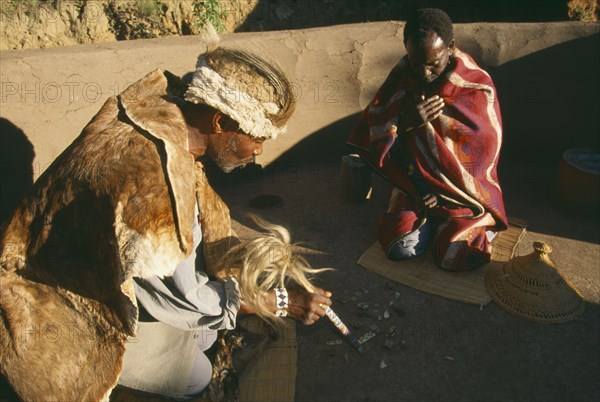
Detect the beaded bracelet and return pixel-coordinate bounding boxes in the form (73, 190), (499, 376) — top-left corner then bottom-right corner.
(274, 287), (289, 317)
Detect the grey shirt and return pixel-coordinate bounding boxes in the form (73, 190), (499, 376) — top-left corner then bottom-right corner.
(133, 205), (240, 331)
(118, 205), (240, 398)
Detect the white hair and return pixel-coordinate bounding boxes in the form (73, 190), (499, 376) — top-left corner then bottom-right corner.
(220, 216), (330, 323)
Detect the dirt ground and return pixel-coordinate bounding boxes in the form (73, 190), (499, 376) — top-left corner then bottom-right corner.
(211, 151), (599, 402)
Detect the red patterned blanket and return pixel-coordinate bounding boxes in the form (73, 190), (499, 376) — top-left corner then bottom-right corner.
(349, 48), (508, 271)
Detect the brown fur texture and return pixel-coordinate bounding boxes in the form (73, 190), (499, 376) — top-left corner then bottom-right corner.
(194, 161), (239, 278)
(201, 325), (276, 402)
(202, 330), (244, 402)
(0, 70), (235, 400)
(0, 270), (126, 401)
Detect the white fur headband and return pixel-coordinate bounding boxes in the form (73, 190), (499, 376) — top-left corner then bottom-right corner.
(184, 58), (287, 140)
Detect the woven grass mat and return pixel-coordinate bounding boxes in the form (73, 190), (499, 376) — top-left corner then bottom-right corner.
(237, 316), (297, 402)
(357, 219), (527, 305)
(230, 222), (298, 401)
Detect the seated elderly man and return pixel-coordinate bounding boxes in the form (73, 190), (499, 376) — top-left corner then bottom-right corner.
(0, 38), (331, 400)
(349, 8), (508, 271)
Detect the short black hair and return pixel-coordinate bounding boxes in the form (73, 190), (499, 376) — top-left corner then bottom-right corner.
(403, 8), (454, 46)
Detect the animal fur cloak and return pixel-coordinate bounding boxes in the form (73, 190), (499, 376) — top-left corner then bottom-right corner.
(0, 70), (236, 401)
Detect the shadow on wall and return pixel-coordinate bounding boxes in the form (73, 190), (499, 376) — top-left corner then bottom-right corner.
(492, 32), (600, 164)
(491, 32), (599, 243)
(212, 32), (599, 244)
(490, 38), (600, 243)
(0, 118), (35, 225)
(235, 33), (600, 192)
(233, 0), (569, 32)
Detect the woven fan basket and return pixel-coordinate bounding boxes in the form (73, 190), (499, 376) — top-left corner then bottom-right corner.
(485, 241), (585, 324)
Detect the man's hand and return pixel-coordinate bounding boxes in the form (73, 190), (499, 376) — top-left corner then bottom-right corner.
(419, 193), (438, 209)
(403, 95), (445, 131)
(287, 287), (332, 325)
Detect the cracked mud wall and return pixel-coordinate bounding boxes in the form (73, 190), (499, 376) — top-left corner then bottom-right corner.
(0, 0), (260, 50)
(1, 21), (598, 176)
(3, 0), (592, 51)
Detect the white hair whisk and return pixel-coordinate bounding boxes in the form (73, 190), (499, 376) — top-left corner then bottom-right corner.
(220, 215), (364, 352)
